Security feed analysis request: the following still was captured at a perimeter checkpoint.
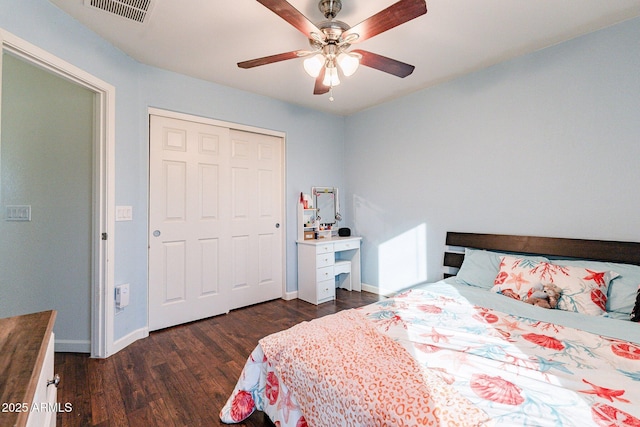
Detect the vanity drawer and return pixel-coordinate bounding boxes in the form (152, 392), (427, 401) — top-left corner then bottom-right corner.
(316, 265), (334, 282)
(317, 278), (335, 302)
(334, 240), (359, 252)
(315, 243), (334, 255)
(316, 253), (334, 268)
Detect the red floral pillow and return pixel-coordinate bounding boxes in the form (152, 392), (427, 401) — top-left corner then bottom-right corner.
(491, 256), (618, 315)
(551, 264), (618, 315)
(490, 256), (549, 301)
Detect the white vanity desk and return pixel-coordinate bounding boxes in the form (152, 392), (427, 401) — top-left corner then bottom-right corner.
(296, 236), (362, 305)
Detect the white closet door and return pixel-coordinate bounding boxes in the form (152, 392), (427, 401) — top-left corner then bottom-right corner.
(148, 115), (283, 331)
(228, 129), (283, 309)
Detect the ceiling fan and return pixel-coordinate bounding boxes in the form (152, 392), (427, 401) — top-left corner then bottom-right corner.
(238, 0), (428, 99)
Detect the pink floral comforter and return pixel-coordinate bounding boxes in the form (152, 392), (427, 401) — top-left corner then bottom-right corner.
(220, 285), (640, 426)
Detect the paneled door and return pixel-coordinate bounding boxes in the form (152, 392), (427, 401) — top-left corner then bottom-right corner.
(227, 129), (283, 309)
(148, 114), (283, 331)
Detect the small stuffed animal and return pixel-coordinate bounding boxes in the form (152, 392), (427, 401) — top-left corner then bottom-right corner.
(525, 283), (562, 309)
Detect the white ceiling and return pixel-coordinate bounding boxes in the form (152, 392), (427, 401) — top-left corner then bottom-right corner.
(49, 0), (640, 115)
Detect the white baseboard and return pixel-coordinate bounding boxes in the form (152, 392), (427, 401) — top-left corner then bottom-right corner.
(286, 285), (386, 300)
(283, 290), (298, 301)
(361, 282), (380, 294)
(55, 339), (91, 353)
(109, 327), (149, 357)
(361, 283), (396, 297)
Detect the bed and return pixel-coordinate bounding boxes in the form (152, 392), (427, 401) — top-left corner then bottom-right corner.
(220, 232), (640, 426)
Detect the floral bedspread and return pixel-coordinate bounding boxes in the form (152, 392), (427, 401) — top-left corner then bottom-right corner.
(221, 286), (640, 426)
(219, 309), (490, 426)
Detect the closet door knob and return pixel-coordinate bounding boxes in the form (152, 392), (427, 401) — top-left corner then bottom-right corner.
(275, 223), (280, 228)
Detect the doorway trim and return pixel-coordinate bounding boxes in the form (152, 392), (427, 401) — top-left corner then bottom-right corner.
(0, 29), (116, 358)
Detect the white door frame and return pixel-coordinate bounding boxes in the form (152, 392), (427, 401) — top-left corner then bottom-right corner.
(0, 29), (116, 358)
(147, 107), (288, 317)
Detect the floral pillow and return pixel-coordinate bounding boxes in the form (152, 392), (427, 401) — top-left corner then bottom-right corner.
(552, 264), (619, 315)
(490, 256), (545, 301)
(491, 256), (619, 316)
(455, 248), (549, 290)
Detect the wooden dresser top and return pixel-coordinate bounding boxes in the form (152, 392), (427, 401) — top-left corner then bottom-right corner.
(0, 310), (56, 427)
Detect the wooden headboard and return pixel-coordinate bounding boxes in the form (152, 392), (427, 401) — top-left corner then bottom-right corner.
(444, 232), (640, 277)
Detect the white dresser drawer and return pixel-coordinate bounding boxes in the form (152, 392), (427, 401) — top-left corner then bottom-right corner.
(316, 253), (334, 268)
(317, 278), (335, 302)
(297, 236), (361, 305)
(26, 332), (57, 427)
(315, 243), (334, 255)
(334, 240), (359, 252)
(316, 265), (334, 282)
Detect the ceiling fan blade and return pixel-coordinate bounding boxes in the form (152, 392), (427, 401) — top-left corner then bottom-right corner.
(238, 50), (306, 69)
(257, 0), (322, 39)
(343, 0), (427, 43)
(352, 49), (415, 78)
(314, 68), (329, 95)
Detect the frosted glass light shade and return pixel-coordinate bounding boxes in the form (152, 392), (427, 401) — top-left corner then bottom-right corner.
(303, 54), (325, 77)
(337, 52), (360, 77)
(322, 66), (340, 86)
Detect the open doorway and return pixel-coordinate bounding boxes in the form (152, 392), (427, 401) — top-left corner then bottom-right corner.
(0, 30), (115, 357)
(0, 52), (93, 351)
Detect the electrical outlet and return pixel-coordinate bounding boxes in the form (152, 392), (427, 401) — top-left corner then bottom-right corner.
(115, 283), (130, 308)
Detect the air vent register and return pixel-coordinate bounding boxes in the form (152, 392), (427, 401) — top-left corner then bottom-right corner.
(85, 0), (152, 24)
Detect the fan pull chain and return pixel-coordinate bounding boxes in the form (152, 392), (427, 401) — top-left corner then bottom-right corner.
(329, 87), (335, 102)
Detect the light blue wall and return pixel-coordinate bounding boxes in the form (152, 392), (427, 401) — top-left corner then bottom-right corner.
(3, 0), (639, 343)
(345, 17), (640, 292)
(0, 0), (345, 343)
(0, 53), (94, 347)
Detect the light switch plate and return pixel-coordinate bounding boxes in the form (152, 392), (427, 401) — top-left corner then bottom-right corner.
(6, 205), (31, 221)
(116, 205), (133, 221)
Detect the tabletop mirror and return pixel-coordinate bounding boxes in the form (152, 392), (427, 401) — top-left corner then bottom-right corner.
(312, 187), (341, 227)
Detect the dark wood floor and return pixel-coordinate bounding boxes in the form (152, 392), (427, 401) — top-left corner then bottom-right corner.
(55, 289), (383, 427)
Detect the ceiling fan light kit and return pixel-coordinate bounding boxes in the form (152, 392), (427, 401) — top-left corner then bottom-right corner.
(303, 54), (325, 77)
(238, 0), (427, 101)
(323, 64), (340, 87)
(337, 52), (360, 76)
